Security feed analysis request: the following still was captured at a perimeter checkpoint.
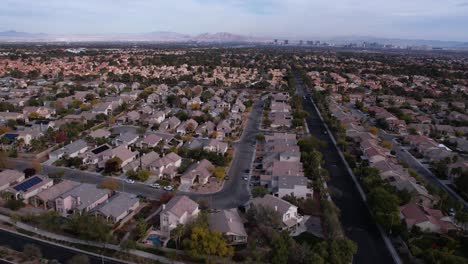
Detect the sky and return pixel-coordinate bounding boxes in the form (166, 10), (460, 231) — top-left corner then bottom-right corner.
(1, 0), (468, 41)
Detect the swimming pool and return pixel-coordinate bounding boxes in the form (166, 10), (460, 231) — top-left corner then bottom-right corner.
(147, 234), (162, 246)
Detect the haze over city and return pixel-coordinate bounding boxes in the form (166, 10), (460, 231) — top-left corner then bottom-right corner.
(1, 0), (468, 41)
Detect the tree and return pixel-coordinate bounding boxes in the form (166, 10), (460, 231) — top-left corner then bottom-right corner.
(170, 224), (185, 250)
(368, 126), (379, 135)
(252, 186), (268, 198)
(255, 133), (265, 142)
(67, 213), (112, 242)
(5, 199), (24, 211)
(212, 167), (226, 180)
(454, 172), (468, 196)
(23, 244), (42, 260)
(67, 255), (90, 264)
(23, 168), (36, 177)
(368, 187), (400, 231)
(329, 238), (358, 264)
(184, 227), (233, 258)
(247, 205), (283, 229)
(100, 178), (120, 191)
(270, 231), (293, 264)
(104, 157), (122, 174)
(134, 219), (148, 240)
(382, 140), (393, 149)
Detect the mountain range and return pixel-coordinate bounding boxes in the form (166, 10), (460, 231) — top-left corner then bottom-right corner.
(0, 30), (467, 48)
(0, 30), (263, 43)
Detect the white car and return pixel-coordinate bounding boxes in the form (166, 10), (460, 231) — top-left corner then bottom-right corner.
(125, 179), (135, 184)
(149, 183), (160, 189)
(242, 176), (249, 181)
(164, 185), (174, 191)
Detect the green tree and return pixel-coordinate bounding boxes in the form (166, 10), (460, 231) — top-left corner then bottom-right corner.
(368, 187), (400, 231)
(67, 213), (112, 242)
(134, 219), (148, 240)
(270, 231), (293, 264)
(252, 186), (268, 198)
(329, 238), (358, 264)
(104, 157), (122, 174)
(170, 224), (185, 250)
(184, 227), (234, 258)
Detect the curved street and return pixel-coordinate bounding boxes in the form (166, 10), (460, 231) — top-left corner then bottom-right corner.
(10, 100), (263, 209)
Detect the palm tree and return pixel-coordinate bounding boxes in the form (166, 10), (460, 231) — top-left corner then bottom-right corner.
(170, 224), (185, 250)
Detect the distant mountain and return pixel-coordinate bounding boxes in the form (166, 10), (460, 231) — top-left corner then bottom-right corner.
(0, 30), (260, 43)
(0, 30), (47, 39)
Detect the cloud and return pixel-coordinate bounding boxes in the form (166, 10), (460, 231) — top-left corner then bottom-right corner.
(0, 0), (466, 41)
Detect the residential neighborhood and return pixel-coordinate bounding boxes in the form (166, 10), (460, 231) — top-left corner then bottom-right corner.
(0, 43), (467, 264)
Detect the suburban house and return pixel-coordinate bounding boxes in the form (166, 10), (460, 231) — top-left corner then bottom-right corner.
(208, 208), (248, 245)
(88, 128), (111, 139)
(250, 194), (304, 235)
(32, 180), (80, 209)
(7, 175), (54, 203)
(139, 134), (163, 148)
(123, 151), (182, 179)
(95, 192), (140, 224)
(183, 138), (228, 155)
(160, 195), (200, 236)
(55, 183), (110, 216)
(181, 159), (214, 186)
(0, 170), (25, 191)
(112, 132), (139, 146)
(274, 176), (312, 199)
(49, 139), (89, 161)
(400, 203), (457, 233)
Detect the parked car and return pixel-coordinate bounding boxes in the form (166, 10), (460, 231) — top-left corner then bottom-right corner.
(125, 179), (135, 184)
(149, 183), (160, 189)
(242, 176), (249, 181)
(164, 185), (174, 191)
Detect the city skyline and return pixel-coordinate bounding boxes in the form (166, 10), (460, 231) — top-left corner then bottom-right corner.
(1, 0), (468, 41)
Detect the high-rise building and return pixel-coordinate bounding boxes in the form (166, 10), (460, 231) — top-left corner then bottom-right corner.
(284, 40), (289, 45)
(299, 40), (303, 45)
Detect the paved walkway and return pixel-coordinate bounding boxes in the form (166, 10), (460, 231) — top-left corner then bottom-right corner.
(0, 214), (182, 264)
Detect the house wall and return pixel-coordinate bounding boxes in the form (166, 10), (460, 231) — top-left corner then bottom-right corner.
(82, 194), (109, 213)
(21, 181), (54, 202)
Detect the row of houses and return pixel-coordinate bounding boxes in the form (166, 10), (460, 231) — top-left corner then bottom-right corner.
(0, 169), (139, 224)
(330, 97), (458, 234)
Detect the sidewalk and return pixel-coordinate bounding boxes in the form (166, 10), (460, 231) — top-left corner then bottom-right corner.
(0, 214), (183, 264)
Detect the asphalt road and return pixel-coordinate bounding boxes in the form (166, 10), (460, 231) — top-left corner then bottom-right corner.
(0, 229), (124, 264)
(11, 100), (263, 209)
(181, 99), (263, 208)
(295, 73), (395, 264)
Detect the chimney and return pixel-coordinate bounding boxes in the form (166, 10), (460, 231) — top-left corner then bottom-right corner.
(162, 204), (166, 210)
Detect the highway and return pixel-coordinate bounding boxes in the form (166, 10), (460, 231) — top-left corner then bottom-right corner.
(295, 73), (395, 264)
